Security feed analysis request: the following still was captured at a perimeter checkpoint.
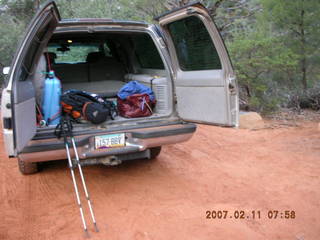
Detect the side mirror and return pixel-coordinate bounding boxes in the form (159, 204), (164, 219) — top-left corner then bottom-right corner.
(3, 67), (10, 75)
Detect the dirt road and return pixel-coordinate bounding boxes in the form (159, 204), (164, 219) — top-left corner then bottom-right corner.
(1, 122), (320, 240)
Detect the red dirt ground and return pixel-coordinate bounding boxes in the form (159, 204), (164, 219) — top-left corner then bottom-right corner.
(1, 121), (320, 240)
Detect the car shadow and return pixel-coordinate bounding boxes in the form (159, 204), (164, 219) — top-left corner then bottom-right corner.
(39, 157), (157, 175)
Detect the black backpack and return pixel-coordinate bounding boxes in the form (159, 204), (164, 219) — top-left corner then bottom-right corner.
(61, 90), (117, 124)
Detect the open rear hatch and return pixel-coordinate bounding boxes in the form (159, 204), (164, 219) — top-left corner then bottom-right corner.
(11, 1), (60, 152)
(155, 2), (239, 126)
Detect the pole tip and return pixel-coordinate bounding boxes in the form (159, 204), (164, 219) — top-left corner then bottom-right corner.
(94, 223), (99, 232)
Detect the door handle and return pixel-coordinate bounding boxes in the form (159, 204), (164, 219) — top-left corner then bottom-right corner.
(228, 83), (236, 94)
(228, 76), (237, 95)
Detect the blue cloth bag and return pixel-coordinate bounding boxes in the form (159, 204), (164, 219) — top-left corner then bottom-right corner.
(117, 81), (155, 101)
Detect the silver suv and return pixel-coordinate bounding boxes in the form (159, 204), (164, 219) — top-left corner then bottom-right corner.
(1, 1), (238, 174)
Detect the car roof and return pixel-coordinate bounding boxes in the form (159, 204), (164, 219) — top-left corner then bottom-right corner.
(59, 18), (149, 27)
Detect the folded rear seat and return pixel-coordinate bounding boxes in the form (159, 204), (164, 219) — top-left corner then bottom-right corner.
(60, 52), (127, 97)
(63, 80), (126, 97)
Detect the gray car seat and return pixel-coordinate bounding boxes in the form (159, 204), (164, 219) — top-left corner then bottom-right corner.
(62, 52), (127, 97)
(87, 52), (126, 81)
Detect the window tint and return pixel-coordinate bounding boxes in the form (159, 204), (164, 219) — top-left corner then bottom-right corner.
(47, 43), (100, 64)
(131, 34), (164, 69)
(167, 16), (222, 71)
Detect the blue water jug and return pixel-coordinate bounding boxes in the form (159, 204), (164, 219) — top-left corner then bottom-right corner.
(42, 71), (61, 125)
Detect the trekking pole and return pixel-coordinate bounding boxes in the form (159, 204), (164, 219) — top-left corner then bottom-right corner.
(58, 118), (89, 236)
(65, 117), (99, 233)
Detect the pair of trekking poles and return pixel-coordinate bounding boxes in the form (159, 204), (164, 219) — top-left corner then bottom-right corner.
(55, 115), (98, 236)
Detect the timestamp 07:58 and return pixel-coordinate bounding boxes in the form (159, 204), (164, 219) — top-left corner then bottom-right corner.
(205, 210), (296, 220)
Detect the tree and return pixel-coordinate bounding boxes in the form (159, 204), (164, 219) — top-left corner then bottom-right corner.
(261, 0), (320, 89)
(228, 25), (298, 111)
(131, 0), (260, 36)
(0, 0), (40, 83)
(0, 0), (40, 22)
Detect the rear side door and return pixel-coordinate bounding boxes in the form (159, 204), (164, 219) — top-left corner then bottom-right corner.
(156, 3), (238, 126)
(5, 1), (60, 154)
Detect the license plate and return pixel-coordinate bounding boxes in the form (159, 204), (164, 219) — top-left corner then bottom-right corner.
(95, 133), (125, 149)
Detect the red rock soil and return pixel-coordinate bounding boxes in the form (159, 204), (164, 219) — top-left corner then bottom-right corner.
(0, 120), (319, 240)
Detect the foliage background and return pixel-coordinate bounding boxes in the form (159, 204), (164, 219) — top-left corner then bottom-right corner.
(0, 0), (319, 113)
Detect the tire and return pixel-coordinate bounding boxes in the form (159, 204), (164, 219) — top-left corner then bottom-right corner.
(149, 147), (162, 160)
(18, 157), (39, 175)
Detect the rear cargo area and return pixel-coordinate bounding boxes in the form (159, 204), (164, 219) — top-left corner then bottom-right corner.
(33, 31), (172, 127)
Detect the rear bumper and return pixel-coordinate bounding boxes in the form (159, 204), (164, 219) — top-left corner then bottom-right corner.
(19, 122), (196, 163)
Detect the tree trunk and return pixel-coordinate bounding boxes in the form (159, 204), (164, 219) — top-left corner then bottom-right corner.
(244, 84), (251, 98)
(300, 1), (307, 89)
(301, 52), (307, 89)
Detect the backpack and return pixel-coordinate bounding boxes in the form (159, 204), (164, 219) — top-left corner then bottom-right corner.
(61, 90), (117, 124)
(117, 93), (155, 118)
(117, 81), (156, 118)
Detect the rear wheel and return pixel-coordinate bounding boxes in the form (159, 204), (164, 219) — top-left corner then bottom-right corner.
(149, 147), (162, 160)
(18, 157), (39, 175)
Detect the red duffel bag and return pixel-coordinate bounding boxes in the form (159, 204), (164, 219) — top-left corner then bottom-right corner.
(117, 93), (156, 118)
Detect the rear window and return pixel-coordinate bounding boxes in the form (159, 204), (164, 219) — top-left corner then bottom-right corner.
(131, 34), (165, 69)
(47, 43), (100, 64)
(167, 16), (222, 71)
